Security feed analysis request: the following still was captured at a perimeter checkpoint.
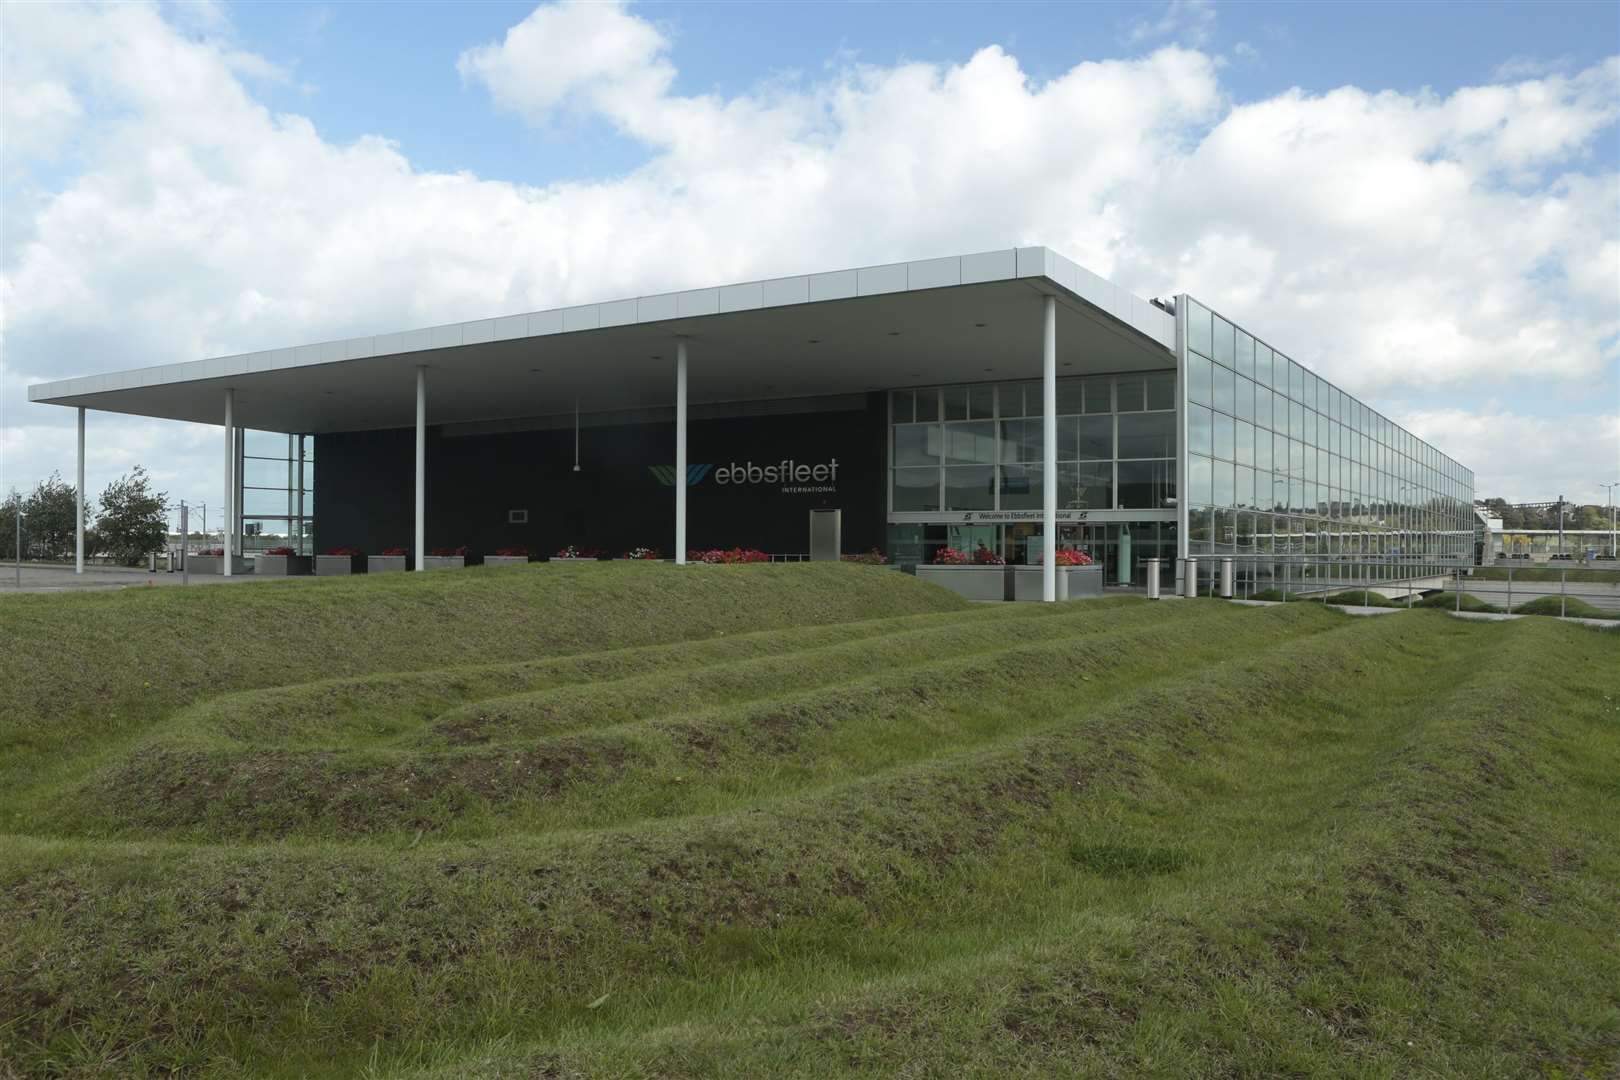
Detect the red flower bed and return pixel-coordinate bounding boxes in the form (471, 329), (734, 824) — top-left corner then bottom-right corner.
(379, 546), (408, 556)
(686, 547), (769, 564)
(554, 545), (605, 559)
(933, 546), (969, 565)
(493, 547), (529, 557)
(322, 547), (363, 557)
(623, 547), (662, 560)
(840, 548), (888, 564)
(429, 546), (469, 557)
(1053, 547), (1094, 566)
(264, 546), (296, 556)
(198, 547), (225, 556)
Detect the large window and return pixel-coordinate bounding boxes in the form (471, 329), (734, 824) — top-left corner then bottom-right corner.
(891, 374), (1176, 513)
(1181, 297), (1475, 571)
(240, 430), (314, 554)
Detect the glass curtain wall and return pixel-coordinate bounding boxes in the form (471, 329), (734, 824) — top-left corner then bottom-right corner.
(1180, 297), (1475, 584)
(890, 371), (1177, 515)
(240, 430), (315, 554)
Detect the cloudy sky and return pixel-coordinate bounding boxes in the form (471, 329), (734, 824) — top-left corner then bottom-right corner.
(2, 0), (1617, 513)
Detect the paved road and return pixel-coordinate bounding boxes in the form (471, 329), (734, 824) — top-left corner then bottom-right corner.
(1459, 578), (1620, 614)
(0, 564), (262, 595)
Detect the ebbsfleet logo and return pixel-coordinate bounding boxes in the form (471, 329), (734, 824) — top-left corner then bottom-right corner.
(648, 464), (715, 486)
(647, 459), (840, 491)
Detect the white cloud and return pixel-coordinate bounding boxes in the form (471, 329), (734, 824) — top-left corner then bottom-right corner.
(1127, 0), (1218, 48)
(1401, 407), (1620, 504)
(1, 0), (1616, 509)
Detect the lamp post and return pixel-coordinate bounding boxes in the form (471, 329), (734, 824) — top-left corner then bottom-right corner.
(14, 510), (23, 589)
(1602, 482), (1619, 560)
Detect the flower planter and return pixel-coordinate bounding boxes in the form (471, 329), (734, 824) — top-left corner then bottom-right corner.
(915, 564), (1009, 601)
(1012, 564), (1104, 601)
(188, 554), (252, 575)
(315, 554), (367, 575)
(368, 555), (409, 573)
(422, 555), (467, 571)
(482, 555), (530, 567)
(254, 554), (312, 577)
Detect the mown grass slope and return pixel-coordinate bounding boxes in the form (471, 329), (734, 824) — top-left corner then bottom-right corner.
(1, 564), (1616, 1078)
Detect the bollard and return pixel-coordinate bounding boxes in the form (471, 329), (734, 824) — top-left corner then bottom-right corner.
(1183, 557), (1198, 599)
(1220, 557), (1234, 599)
(1147, 557), (1161, 600)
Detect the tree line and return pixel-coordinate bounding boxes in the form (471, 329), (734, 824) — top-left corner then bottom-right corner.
(1, 467), (169, 565)
(1480, 497), (1615, 532)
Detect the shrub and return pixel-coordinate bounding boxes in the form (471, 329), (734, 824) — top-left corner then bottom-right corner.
(971, 543), (1005, 566)
(687, 548), (769, 564)
(934, 547), (969, 565)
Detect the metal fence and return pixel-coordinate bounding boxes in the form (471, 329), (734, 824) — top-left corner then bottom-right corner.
(1178, 552), (1620, 619)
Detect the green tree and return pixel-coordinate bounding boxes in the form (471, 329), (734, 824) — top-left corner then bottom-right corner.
(22, 472), (90, 560)
(94, 467), (169, 566)
(0, 490), (20, 561)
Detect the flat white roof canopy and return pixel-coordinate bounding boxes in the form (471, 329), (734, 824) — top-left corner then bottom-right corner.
(28, 246), (1174, 434)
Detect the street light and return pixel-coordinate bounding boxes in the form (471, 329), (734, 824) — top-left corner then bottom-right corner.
(1602, 482), (1619, 560)
(14, 510), (23, 589)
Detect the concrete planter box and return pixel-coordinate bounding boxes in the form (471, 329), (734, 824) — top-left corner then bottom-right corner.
(916, 564), (1008, 601)
(315, 554), (366, 575)
(188, 554), (252, 575)
(1012, 564), (1105, 601)
(368, 555), (409, 573)
(254, 554), (312, 577)
(482, 555), (531, 567)
(422, 555), (467, 571)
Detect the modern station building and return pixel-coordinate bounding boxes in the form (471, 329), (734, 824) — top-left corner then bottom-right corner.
(29, 246), (1476, 597)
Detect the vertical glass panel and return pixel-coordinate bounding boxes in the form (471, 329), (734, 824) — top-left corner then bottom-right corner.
(1254, 385), (1272, 431)
(892, 467), (941, 511)
(944, 421), (996, 464)
(1289, 400), (1304, 439)
(1116, 412), (1174, 459)
(968, 384), (995, 420)
(1188, 454), (1213, 505)
(1236, 331), (1254, 378)
(1117, 460), (1175, 509)
(1290, 438), (1305, 478)
(1235, 419), (1255, 465)
(1082, 376), (1112, 414)
(1289, 361), (1304, 402)
(997, 466), (1041, 509)
(1234, 375), (1254, 422)
(1189, 404), (1213, 456)
(943, 466), (996, 510)
(1255, 470), (1274, 511)
(243, 430), (289, 458)
(1214, 413), (1235, 461)
(1188, 300), (1214, 358)
(1236, 465), (1254, 509)
(914, 387), (939, 422)
(243, 457), (292, 487)
(1055, 378), (1084, 415)
(891, 390), (914, 424)
(1213, 364), (1236, 415)
(1254, 344), (1272, 388)
(942, 386), (968, 421)
(1074, 415), (1113, 460)
(1114, 375), (1145, 412)
(1145, 370), (1175, 411)
(1213, 460), (1235, 507)
(1275, 391), (1290, 433)
(1061, 462), (1113, 509)
(1187, 353), (1213, 406)
(1213, 317), (1236, 368)
(893, 424), (941, 466)
(1255, 429), (1273, 472)
(1304, 409), (1317, 448)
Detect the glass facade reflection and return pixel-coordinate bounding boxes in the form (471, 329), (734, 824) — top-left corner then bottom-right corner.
(240, 430), (315, 554)
(1180, 298), (1474, 575)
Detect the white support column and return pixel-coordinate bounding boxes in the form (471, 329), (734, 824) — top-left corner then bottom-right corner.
(1042, 295), (1057, 602)
(415, 366), (426, 572)
(75, 407), (85, 574)
(675, 339), (688, 565)
(223, 388), (235, 576)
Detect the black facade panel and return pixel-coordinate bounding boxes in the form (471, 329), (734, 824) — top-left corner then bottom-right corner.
(314, 395), (888, 557)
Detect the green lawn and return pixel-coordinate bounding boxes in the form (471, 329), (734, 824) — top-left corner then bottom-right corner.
(2, 564), (1617, 1078)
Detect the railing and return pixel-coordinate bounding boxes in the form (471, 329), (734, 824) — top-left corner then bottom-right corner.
(1179, 553), (1620, 619)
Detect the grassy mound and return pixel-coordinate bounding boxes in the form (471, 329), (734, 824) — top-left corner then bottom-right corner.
(1510, 594), (1618, 619)
(1414, 592), (1503, 613)
(2, 576), (1617, 1078)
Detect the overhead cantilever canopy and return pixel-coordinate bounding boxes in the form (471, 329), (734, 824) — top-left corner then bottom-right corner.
(28, 246), (1174, 434)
